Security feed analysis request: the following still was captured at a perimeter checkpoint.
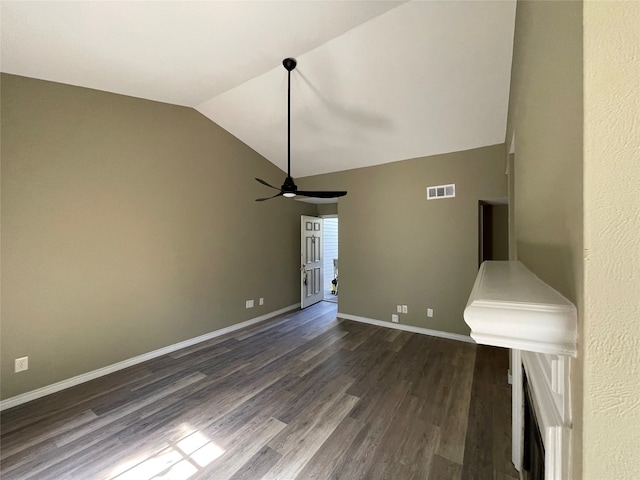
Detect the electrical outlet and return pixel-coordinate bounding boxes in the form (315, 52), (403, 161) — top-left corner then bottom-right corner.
(246, 300), (254, 308)
(15, 356), (28, 373)
(259, 297), (264, 306)
(402, 305), (408, 314)
(392, 314), (399, 323)
(396, 305), (402, 313)
(427, 308), (433, 318)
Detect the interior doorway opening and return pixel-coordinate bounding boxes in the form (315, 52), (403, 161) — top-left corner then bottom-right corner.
(322, 216), (338, 303)
(478, 199), (509, 267)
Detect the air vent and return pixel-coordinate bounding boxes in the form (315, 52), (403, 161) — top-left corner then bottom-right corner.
(427, 183), (455, 200)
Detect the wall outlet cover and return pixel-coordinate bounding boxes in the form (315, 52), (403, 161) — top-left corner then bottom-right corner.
(427, 308), (434, 317)
(396, 305), (402, 313)
(402, 305), (408, 314)
(15, 356), (28, 373)
(392, 314), (399, 323)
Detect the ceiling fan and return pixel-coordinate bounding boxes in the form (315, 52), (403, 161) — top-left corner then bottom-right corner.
(255, 58), (347, 202)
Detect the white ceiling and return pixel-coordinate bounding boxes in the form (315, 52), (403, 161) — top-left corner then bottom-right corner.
(1, 1), (516, 178)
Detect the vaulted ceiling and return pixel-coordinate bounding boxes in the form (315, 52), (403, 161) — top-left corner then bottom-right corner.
(1, 1), (516, 178)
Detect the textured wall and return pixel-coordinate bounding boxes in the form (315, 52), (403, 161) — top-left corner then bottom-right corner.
(1, 75), (316, 400)
(583, 1), (640, 477)
(301, 145), (507, 336)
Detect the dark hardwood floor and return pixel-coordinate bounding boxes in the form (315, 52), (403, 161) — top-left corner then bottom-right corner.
(1, 302), (518, 480)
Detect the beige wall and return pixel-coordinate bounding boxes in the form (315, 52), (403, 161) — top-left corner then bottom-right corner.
(583, 1), (640, 477)
(507, 1), (640, 478)
(316, 203), (338, 216)
(507, 0), (584, 304)
(1, 74), (316, 400)
(505, 1), (584, 476)
(301, 145), (506, 336)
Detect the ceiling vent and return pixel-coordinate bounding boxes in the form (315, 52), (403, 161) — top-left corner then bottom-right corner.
(427, 183), (455, 200)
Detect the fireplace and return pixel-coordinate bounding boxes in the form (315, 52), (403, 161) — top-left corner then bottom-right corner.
(513, 348), (572, 479)
(523, 373), (545, 480)
(464, 261), (577, 479)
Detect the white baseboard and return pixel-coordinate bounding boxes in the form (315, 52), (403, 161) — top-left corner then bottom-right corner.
(337, 312), (474, 344)
(0, 303), (300, 412)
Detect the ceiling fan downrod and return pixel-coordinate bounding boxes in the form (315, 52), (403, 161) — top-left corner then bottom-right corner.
(283, 58), (296, 196)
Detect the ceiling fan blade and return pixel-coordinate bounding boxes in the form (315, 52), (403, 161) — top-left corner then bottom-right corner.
(255, 178), (281, 190)
(255, 191), (284, 202)
(296, 190), (348, 199)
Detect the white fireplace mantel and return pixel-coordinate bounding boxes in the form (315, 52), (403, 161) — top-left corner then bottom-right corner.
(464, 261), (577, 357)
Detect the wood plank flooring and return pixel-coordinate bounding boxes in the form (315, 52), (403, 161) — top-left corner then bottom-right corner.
(1, 302), (518, 480)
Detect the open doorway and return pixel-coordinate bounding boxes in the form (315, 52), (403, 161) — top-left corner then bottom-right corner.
(322, 216), (338, 303)
(478, 200), (509, 267)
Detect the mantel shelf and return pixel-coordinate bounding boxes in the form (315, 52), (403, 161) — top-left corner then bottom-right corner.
(464, 261), (577, 356)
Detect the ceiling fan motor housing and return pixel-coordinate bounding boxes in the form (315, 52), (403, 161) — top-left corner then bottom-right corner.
(282, 176), (297, 194)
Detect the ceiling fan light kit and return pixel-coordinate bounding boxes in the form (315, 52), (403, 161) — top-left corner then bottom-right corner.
(255, 58), (347, 202)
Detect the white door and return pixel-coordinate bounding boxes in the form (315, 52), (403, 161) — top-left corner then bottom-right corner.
(301, 215), (323, 308)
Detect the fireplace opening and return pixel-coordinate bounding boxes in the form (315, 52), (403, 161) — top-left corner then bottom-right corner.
(523, 373), (545, 480)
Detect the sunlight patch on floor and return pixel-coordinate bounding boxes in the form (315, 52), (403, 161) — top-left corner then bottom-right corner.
(107, 424), (226, 480)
